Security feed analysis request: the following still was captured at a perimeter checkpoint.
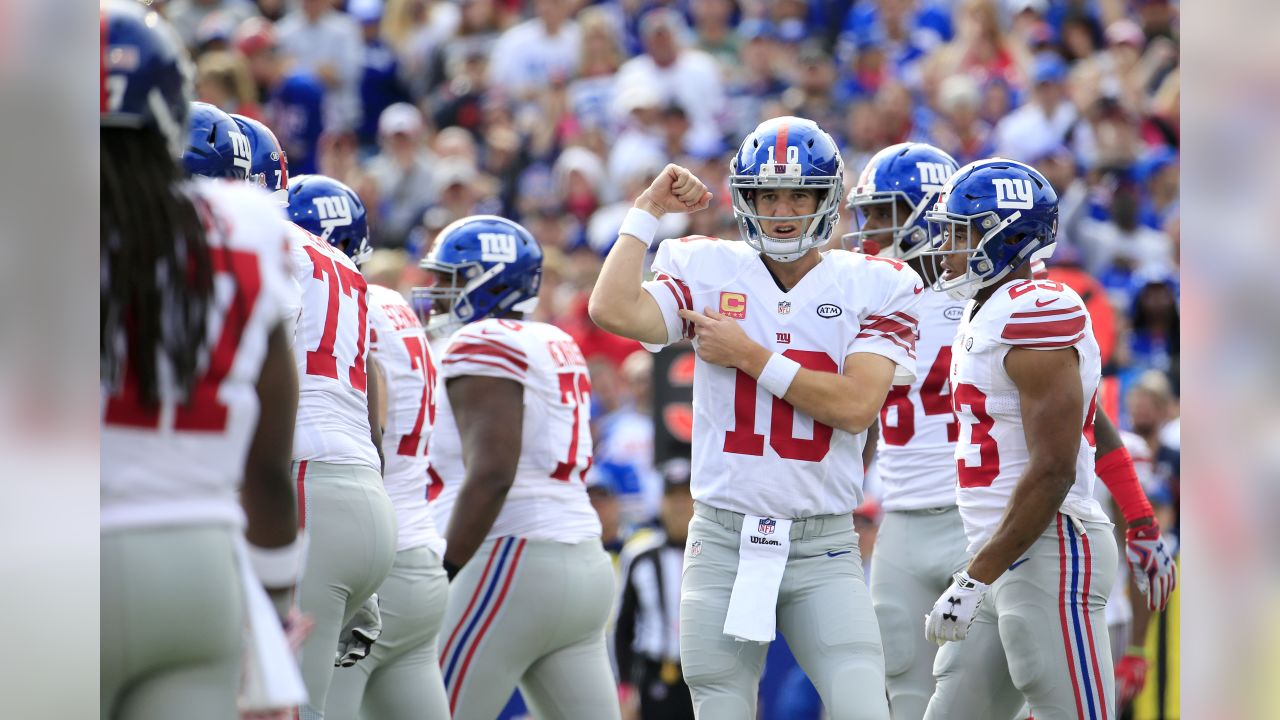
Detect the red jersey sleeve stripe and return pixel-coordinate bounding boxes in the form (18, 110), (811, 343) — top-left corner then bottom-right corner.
(1002, 315), (1088, 342)
(441, 355), (527, 379)
(1010, 306), (1084, 319)
(855, 328), (917, 358)
(445, 342), (529, 372)
(886, 310), (921, 327)
(452, 334), (526, 360)
(675, 278), (693, 313)
(861, 315), (917, 337)
(1011, 333), (1088, 349)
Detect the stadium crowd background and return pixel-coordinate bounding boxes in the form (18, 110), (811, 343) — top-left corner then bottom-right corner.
(157, 0), (1180, 716)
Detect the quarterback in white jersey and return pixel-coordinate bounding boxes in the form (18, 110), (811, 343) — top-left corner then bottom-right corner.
(419, 216), (618, 720)
(284, 174), (397, 720)
(591, 117), (911, 720)
(101, 8), (303, 712)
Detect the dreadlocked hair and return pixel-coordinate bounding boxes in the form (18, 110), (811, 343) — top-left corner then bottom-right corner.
(101, 125), (214, 407)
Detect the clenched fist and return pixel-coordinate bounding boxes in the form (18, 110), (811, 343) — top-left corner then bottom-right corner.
(635, 164), (714, 218)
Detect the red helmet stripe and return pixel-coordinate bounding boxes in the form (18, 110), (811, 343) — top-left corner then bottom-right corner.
(774, 121), (789, 165)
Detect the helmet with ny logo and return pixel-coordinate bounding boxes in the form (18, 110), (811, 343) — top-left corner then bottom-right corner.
(844, 142), (959, 259)
(182, 101), (251, 180)
(729, 116), (844, 262)
(286, 174), (372, 263)
(413, 215), (543, 336)
(921, 158), (1058, 300)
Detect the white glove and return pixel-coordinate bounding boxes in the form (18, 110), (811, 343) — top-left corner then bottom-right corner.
(334, 594), (382, 667)
(925, 571), (990, 645)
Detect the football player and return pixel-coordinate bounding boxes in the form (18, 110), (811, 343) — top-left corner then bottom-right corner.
(182, 101), (252, 180)
(101, 2), (303, 717)
(917, 158), (1160, 720)
(285, 174), (397, 720)
(844, 142), (964, 720)
(231, 113), (290, 203)
(417, 216), (619, 720)
(590, 116), (921, 720)
(325, 269), (451, 717)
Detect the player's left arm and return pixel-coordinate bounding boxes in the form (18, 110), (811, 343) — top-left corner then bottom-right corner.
(965, 346), (1083, 584)
(440, 374), (524, 579)
(1094, 407), (1177, 610)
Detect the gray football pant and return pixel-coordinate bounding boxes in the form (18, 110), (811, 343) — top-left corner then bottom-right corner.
(869, 507), (970, 720)
(294, 460), (398, 720)
(102, 524), (243, 720)
(923, 514), (1118, 720)
(680, 502), (890, 720)
(326, 545), (450, 719)
(440, 536), (620, 720)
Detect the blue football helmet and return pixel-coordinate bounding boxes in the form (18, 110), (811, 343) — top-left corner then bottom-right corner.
(413, 215), (543, 335)
(729, 116), (844, 262)
(921, 158), (1059, 300)
(287, 174), (372, 263)
(230, 113), (289, 202)
(100, 0), (194, 158)
(844, 142), (959, 259)
(183, 101), (251, 180)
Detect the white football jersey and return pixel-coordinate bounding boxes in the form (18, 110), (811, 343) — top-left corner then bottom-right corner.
(876, 289), (967, 511)
(284, 224), (379, 470)
(641, 237), (922, 519)
(102, 179), (294, 531)
(950, 278), (1110, 552)
(367, 284), (444, 556)
(429, 318), (602, 543)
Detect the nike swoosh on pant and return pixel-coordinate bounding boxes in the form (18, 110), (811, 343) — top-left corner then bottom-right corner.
(826, 550), (853, 558)
(1008, 558), (1030, 571)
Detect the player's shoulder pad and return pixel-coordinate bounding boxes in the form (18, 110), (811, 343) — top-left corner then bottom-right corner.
(985, 279), (1089, 350)
(440, 318), (531, 379)
(653, 234), (743, 274)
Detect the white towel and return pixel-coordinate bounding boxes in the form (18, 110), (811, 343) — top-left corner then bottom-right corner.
(723, 515), (792, 643)
(233, 536), (309, 712)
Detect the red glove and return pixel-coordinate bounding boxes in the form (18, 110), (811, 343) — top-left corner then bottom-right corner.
(1115, 652), (1148, 708)
(1126, 522), (1177, 611)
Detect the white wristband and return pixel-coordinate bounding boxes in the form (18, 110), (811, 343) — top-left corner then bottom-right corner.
(248, 531), (310, 589)
(619, 207), (660, 248)
(757, 353), (802, 398)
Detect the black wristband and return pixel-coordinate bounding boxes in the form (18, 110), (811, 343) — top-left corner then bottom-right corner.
(443, 559), (461, 582)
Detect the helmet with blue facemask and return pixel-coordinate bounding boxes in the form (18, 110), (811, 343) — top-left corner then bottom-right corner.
(413, 215), (543, 336)
(921, 158), (1059, 301)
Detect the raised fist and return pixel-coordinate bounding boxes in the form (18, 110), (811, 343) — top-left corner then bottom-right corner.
(635, 163), (713, 218)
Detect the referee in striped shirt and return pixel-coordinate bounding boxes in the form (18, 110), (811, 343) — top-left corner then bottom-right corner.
(616, 460), (696, 720)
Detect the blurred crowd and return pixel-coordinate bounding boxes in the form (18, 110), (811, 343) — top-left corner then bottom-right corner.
(163, 0), (1179, 714)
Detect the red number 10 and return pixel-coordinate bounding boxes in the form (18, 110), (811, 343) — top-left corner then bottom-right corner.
(723, 349), (838, 462)
(304, 245), (368, 392)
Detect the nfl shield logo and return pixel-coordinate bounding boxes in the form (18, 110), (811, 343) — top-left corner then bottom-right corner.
(758, 518), (776, 535)
(777, 301), (791, 315)
(689, 540), (702, 558)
